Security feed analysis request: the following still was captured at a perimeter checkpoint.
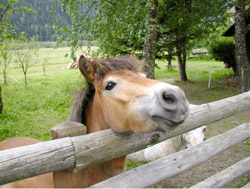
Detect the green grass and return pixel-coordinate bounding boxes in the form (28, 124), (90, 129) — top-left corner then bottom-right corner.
(0, 48), (86, 141)
(156, 59), (234, 82)
(126, 160), (143, 171)
(0, 68), (83, 141)
(38, 46), (98, 66)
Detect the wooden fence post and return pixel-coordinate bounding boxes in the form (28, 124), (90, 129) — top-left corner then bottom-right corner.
(51, 121), (88, 188)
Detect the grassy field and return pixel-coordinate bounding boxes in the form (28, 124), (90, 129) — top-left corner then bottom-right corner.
(0, 46), (97, 141)
(0, 46), (249, 187)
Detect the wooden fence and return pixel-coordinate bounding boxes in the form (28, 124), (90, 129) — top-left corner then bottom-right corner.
(0, 91), (250, 187)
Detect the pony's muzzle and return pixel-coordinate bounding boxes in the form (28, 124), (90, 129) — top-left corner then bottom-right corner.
(158, 86), (189, 123)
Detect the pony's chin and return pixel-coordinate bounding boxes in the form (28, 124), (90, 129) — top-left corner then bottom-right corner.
(152, 116), (181, 131)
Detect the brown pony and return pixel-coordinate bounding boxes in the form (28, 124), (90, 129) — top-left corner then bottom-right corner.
(0, 55), (189, 188)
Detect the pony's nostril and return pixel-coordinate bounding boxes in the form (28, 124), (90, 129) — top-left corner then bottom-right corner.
(162, 92), (175, 104)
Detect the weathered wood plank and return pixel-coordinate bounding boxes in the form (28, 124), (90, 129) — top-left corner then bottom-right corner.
(242, 182), (250, 188)
(191, 156), (250, 188)
(51, 121), (87, 139)
(91, 123), (250, 188)
(73, 91), (250, 171)
(0, 137), (75, 185)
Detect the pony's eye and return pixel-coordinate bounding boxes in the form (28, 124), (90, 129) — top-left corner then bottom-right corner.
(105, 81), (117, 91)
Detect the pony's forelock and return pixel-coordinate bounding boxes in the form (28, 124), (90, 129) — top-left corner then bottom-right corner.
(92, 55), (140, 81)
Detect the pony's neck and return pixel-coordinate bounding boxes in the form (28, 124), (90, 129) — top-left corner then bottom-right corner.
(84, 93), (127, 186)
(85, 94), (109, 133)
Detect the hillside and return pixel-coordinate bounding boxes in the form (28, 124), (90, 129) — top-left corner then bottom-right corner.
(8, 0), (71, 41)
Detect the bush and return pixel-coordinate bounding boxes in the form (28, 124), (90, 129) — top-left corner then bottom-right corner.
(209, 38), (237, 75)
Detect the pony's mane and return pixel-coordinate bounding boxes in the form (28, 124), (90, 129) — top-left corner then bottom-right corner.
(69, 82), (95, 124)
(69, 55), (140, 125)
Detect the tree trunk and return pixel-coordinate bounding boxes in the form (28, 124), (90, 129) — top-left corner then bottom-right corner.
(3, 70), (7, 85)
(235, 0), (250, 92)
(167, 55), (172, 69)
(167, 50), (173, 69)
(177, 54), (188, 81)
(141, 0), (158, 79)
(176, 39), (188, 81)
(43, 65), (46, 76)
(24, 72), (28, 87)
(0, 86), (3, 114)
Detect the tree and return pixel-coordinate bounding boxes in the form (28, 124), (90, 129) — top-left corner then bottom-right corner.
(0, 38), (13, 84)
(156, 32), (176, 70)
(234, 0), (250, 92)
(141, 0), (158, 78)
(156, 0), (228, 81)
(41, 57), (50, 76)
(15, 38), (39, 87)
(0, 0), (34, 111)
(53, 0), (228, 80)
(52, 0), (152, 74)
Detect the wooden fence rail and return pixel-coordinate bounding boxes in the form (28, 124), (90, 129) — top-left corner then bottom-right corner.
(91, 123), (250, 188)
(191, 155), (250, 188)
(0, 91), (250, 185)
(243, 182), (250, 188)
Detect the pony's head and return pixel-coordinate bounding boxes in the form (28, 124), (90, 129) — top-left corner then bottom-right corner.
(72, 54), (189, 133)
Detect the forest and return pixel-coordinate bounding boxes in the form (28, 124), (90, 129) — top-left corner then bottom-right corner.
(5, 0), (71, 41)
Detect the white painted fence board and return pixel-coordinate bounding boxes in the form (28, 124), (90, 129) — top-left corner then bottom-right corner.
(191, 156), (250, 188)
(0, 137), (75, 185)
(91, 123), (250, 188)
(0, 92), (250, 185)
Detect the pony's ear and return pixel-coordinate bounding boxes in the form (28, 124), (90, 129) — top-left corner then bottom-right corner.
(130, 51), (135, 57)
(78, 55), (95, 82)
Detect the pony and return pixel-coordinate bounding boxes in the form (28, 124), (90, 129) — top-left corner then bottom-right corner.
(0, 54), (189, 187)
